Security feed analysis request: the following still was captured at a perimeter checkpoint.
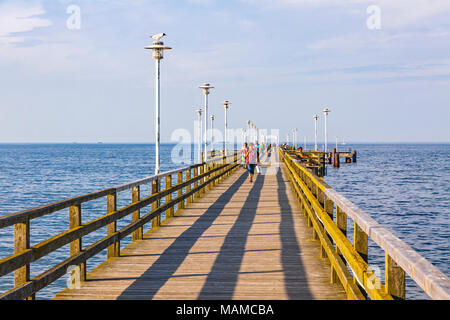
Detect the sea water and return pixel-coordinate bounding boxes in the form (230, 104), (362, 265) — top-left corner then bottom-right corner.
(0, 143), (448, 299)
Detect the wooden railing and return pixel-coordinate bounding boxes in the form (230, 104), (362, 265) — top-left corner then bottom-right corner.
(0, 153), (239, 300)
(279, 147), (450, 300)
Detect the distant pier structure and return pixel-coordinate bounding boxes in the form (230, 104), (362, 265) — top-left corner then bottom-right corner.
(281, 145), (357, 176)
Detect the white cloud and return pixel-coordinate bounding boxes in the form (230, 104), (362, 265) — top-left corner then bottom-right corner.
(0, 1), (52, 45)
(243, 0), (450, 28)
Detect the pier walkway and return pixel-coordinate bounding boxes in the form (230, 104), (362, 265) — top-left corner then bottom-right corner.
(1, 148), (449, 300)
(54, 161), (346, 300)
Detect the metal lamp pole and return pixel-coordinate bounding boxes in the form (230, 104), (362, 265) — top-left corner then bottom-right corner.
(323, 108), (331, 153)
(145, 34), (171, 174)
(223, 101), (230, 156)
(293, 128), (297, 149)
(313, 114), (319, 151)
(197, 109), (203, 163)
(210, 115), (215, 152)
(199, 83), (214, 162)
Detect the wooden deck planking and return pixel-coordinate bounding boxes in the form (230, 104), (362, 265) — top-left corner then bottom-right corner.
(54, 162), (346, 300)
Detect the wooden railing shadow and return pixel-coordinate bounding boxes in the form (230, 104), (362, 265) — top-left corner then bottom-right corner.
(196, 174), (266, 299)
(116, 172), (248, 299)
(276, 169), (313, 299)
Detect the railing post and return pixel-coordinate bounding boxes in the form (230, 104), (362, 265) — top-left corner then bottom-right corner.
(223, 156), (228, 178)
(216, 161), (221, 184)
(107, 192), (119, 258)
(177, 171), (184, 213)
(14, 219), (34, 300)
(315, 189), (334, 257)
(193, 167), (199, 199)
(151, 179), (160, 229)
(69, 204), (86, 283)
(204, 163), (209, 192)
(312, 209), (319, 240)
(200, 165), (205, 195)
(354, 222), (368, 262)
(336, 206), (347, 236)
(307, 209), (313, 227)
(324, 195), (334, 224)
(131, 186), (142, 241)
(218, 158), (224, 182)
(211, 162), (216, 187)
(213, 161), (217, 186)
(385, 253), (405, 300)
(330, 205), (347, 284)
(165, 175), (173, 219)
(186, 169), (192, 204)
(336, 206), (347, 263)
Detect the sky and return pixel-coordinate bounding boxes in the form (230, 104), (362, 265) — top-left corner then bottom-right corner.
(0, 0), (449, 143)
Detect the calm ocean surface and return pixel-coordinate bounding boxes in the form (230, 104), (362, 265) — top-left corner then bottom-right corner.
(0, 143), (448, 299)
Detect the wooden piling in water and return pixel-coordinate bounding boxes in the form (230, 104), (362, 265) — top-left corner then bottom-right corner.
(332, 148), (340, 168)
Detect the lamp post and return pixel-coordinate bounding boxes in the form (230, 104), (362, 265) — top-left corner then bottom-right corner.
(199, 83), (214, 162)
(313, 114), (319, 151)
(293, 128), (298, 149)
(210, 115), (215, 152)
(323, 108), (331, 153)
(242, 128), (246, 145)
(223, 101), (230, 156)
(247, 120), (251, 143)
(145, 34), (171, 174)
(196, 109), (203, 163)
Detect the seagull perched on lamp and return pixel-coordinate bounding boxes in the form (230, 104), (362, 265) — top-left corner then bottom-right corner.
(150, 33), (166, 42)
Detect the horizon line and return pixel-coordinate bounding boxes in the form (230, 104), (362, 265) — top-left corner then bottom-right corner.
(0, 141), (449, 145)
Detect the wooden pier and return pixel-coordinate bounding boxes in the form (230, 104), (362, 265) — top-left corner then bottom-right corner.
(54, 162), (345, 300)
(0, 148), (449, 300)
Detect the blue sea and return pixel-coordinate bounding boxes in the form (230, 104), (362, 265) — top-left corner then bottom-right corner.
(0, 143), (448, 300)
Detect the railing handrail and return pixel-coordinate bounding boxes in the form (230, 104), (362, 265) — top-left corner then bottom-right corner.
(280, 148), (450, 300)
(0, 152), (238, 229)
(325, 188), (450, 300)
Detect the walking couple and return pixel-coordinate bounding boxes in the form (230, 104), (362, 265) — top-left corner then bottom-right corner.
(240, 142), (260, 183)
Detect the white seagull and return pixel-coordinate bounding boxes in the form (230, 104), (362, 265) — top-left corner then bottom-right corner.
(150, 33), (166, 41)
